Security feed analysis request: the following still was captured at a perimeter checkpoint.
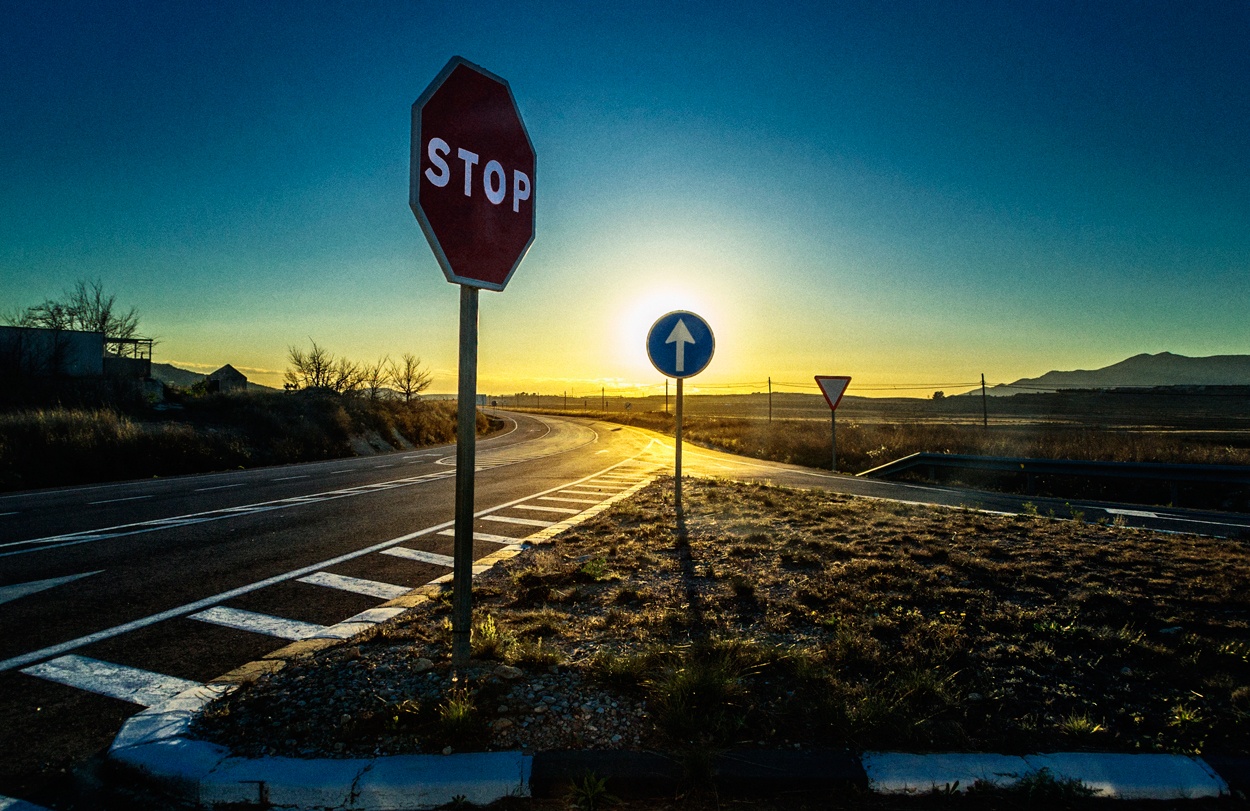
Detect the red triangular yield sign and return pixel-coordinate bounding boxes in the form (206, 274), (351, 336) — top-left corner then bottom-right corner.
(814, 375), (851, 410)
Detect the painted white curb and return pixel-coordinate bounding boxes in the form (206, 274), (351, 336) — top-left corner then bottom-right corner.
(0, 796), (54, 811)
(862, 751), (1230, 800)
(109, 684), (531, 810)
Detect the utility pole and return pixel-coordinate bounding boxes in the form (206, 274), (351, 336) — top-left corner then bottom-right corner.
(768, 377), (772, 423)
(602, 387), (606, 411)
(563, 390), (567, 410)
(981, 373), (988, 428)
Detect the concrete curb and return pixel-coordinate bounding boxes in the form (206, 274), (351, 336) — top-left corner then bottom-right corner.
(109, 685), (1242, 810)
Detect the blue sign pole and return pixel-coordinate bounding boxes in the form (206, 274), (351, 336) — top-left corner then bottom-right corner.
(646, 311), (715, 524)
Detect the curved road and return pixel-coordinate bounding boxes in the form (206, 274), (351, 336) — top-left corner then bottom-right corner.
(0, 410), (1246, 808)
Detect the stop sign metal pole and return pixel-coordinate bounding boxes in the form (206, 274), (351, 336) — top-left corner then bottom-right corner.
(451, 285), (478, 665)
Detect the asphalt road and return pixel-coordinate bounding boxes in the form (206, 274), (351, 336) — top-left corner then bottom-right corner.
(1, 410), (1247, 809)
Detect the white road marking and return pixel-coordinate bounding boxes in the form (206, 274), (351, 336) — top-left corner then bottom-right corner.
(88, 495), (151, 506)
(188, 606), (325, 641)
(21, 654), (200, 707)
(194, 483), (243, 492)
(0, 571), (103, 606)
(482, 515), (556, 528)
(297, 572), (410, 600)
(382, 547), (456, 567)
(271, 475), (309, 482)
(538, 496), (601, 505)
(437, 530), (521, 544)
(1, 470), (455, 558)
(1106, 508), (1161, 518)
(511, 504), (581, 515)
(0, 512), (18, 518)
(373, 464), (394, 469)
(0, 456), (644, 672)
(328, 469), (353, 475)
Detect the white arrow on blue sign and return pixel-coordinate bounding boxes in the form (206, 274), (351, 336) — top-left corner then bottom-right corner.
(647, 310), (715, 379)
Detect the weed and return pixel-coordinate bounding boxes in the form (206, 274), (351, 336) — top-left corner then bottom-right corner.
(471, 614), (512, 660)
(1169, 703), (1203, 727)
(436, 684), (477, 738)
(1012, 767), (1098, 800)
(578, 556), (611, 582)
(1059, 711), (1105, 737)
(509, 637), (565, 668)
(567, 771), (617, 811)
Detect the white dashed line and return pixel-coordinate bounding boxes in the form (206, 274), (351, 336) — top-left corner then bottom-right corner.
(88, 495), (151, 506)
(297, 572), (411, 600)
(188, 606), (324, 641)
(271, 475), (309, 482)
(382, 548), (456, 567)
(194, 483), (243, 492)
(21, 654), (200, 707)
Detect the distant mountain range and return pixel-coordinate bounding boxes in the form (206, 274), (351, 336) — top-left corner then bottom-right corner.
(993, 352), (1250, 394)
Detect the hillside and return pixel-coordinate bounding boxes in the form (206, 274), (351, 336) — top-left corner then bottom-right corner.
(996, 351), (1250, 394)
(150, 362), (276, 392)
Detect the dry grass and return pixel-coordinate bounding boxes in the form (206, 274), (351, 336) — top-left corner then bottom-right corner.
(198, 478), (1250, 761)
(0, 393), (484, 491)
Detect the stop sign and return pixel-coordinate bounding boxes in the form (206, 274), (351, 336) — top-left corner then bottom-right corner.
(410, 56), (536, 292)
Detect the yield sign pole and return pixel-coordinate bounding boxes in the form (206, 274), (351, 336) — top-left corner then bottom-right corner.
(815, 375), (852, 472)
(411, 56), (536, 669)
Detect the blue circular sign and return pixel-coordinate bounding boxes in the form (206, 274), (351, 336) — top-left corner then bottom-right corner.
(646, 310), (715, 379)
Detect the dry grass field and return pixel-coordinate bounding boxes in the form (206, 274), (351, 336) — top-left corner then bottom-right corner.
(196, 478), (1250, 770)
(515, 390), (1250, 509)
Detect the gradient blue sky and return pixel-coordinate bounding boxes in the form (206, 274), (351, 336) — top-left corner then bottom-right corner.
(3, 1), (1247, 395)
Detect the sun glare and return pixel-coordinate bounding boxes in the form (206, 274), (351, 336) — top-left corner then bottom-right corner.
(616, 285), (726, 381)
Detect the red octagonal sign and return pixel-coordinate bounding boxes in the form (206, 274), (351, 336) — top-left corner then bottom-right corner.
(410, 56), (536, 292)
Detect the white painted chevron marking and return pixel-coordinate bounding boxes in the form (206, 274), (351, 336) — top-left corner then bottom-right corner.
(538, 496), (601, 504)
(437, 530), (521, 544)
(297, 572), (410, 600)
(481, 515), (555, 528)
(511, 504), (581, 515)
(188, 606), (324, 641)
(382, 547), (456, 567)
(21, 654), (200, 707)
(0, 571), (102, 606)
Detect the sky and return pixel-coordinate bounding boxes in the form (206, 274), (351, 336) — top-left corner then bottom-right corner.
(2, 1), (1247, 397)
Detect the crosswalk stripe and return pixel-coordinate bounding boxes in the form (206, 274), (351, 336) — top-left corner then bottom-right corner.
(481, 515), (555, 528)
(382, 547), (456, 567)
(21, 654), (200, 707)
(437, 530), (521, 544)
(537, 496), (601, 504)
(188, 606), (324, 641)
(510, 504), (581, 515)
(297, 572), (410, 600)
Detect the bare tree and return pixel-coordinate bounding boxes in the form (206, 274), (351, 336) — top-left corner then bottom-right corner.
(285, 341), (337, 390)
(5, 279), (141, 340)
(387, 353), (432, 402)
(331, 356), (364, 396)
(361, 356), (391, 400)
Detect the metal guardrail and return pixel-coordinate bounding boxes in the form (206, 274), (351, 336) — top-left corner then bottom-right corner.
(857, 453), (1250, 505)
